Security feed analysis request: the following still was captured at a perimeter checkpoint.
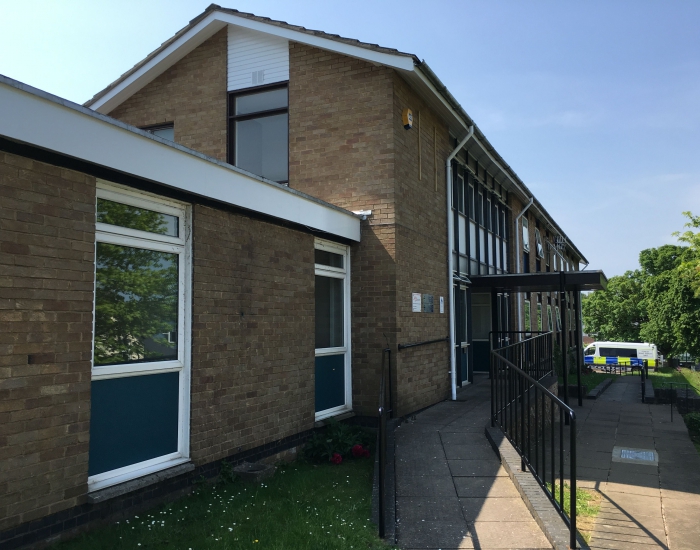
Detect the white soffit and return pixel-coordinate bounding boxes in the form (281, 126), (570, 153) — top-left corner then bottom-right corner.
(89, 10), (414, 114)
(228, 25), (289, 91)
(0, 79), (360, 242)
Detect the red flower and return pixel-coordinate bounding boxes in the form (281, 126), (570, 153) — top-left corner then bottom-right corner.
(351, 444), (364, 458)
(362, 448), (370, 458)
(331, 452), (343, 465)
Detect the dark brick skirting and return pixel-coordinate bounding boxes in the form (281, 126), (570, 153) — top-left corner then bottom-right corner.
(0, 429), (313, 550)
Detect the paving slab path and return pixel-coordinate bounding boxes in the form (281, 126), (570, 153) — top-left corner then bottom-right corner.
(394, 375), (551, 550)
(569, 375), (700, 549)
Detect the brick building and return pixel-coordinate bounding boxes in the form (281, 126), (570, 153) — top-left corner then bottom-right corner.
(0, 5), (599, 547)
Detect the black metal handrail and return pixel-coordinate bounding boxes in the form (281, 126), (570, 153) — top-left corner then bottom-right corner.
(377, 347), (392, 538)
(491, 340), (578, 548)
(489, 330), (548, 350)
(397, 337), (448, 350)
(490, 332), (554, 382)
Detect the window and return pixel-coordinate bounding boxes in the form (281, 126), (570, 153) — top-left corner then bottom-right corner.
(535, 228), (544, 259)
(547, 304), (554, 331)
(142, 123), (174, 141)
(537, 303), (543, 331)
(522, 217), (530, 252)
(468, 184), (475, 220)
(228, 85), (288, 183)
(315, 239), (351, 420)
(524, 300), (532, 332)
(90, 182), (191, 492)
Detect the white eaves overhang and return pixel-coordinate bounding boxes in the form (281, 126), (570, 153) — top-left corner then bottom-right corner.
(0, 76), (361, 242)
(87, 9), (415, 114)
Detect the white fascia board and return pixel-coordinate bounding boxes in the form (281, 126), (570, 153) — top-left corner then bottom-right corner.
(89, 10), (415, 113)
(215, 12), (415, 70)
(0, 80), (360, 242)
(408, 68), (469, 134)
(90, 15), (227, 114)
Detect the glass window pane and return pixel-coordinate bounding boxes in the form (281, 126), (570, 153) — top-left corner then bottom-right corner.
(97, 199), (178, 237)
(468, 185), (475, 220)
(151, 127), (174, 141)
(469, 221), (477, 259)
(235, 88), (288, 115)
(236, 113), (288, 182)
(315, 249), (343, 269)
(315, 275), (344, 349)
(95, 243), (179, 366)
(458, 215), (467, 255)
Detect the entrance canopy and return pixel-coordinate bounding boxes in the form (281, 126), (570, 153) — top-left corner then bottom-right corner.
(469, 270), (607, 292)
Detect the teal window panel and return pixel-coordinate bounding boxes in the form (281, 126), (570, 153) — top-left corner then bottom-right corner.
(315, 354), (345, 412)
(89, 372), (179, 476)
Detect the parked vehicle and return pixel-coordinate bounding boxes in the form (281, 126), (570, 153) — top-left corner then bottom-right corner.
(584, 341), (658, 368)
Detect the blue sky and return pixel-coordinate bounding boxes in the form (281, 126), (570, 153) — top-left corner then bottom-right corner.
(1, 0), (699, 276)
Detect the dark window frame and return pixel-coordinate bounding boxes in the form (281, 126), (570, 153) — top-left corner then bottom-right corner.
(140, 123), (175, 141)
(227, 82), (289, 184)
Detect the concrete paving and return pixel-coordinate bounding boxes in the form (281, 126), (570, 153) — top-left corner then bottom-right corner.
(394, 375), (551, 549)
(568, 375), (700, 549)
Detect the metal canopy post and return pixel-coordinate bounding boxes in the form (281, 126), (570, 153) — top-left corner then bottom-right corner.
(574, 287), (583, 406)
(560, 271), (569, 408)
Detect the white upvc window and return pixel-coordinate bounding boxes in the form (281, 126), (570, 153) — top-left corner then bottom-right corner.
(314, 238), (352, 421)
(88, 181), (191, 492)
(522, 217), (530, 252)
(535, 228), (544, 259)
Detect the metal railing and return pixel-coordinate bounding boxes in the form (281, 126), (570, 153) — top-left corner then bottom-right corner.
(490, 331), (554, 381)
(377, 347), (392, 538)
(490, 330), (548, 350)
(398, 336), (448, 351)
(491, 336), (578, 549)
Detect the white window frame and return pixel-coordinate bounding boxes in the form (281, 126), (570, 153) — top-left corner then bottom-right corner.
(522, 217), (530, 253)
(314, 238), (352, 421)
(89, 180), (192, 492)
(535, 228), (544, 259)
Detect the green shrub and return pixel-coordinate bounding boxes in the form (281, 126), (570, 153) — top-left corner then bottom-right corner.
(303, 418), (373, 463)
(685, 412), (700, 435)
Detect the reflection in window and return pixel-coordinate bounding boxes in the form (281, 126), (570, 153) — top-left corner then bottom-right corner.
(229, 86), (289, 183)
(97, 199), (178, 237)
(94, 243), (178, 366)
(315, 275), (344, 349)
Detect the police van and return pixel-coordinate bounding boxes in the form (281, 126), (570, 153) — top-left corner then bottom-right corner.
(584, 341), (658, 369)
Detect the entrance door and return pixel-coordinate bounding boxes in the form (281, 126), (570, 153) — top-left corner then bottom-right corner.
(471, 293), (492, 372)
(454, 285), (471, 385)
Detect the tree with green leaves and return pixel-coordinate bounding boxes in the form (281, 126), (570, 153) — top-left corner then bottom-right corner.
(582, 214), (700, 359)
(94, 200), (179, 366)
(581, 270), (646, 342)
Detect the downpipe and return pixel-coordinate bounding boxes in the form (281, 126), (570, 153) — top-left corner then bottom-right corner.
(446, 126), (474, 400)
(513, 197), (534, 332)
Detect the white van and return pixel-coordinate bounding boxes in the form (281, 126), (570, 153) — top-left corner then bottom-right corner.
(584, 341), (658, 367)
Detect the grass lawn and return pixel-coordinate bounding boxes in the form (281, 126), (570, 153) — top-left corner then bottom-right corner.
(647, 367), (700, 394)
(52, 457), (394, 550)
(548, 482), (601, 544)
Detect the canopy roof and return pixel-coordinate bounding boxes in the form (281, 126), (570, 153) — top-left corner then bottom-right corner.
(470, 271), (608, 292)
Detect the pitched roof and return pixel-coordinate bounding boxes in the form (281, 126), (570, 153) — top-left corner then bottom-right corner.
(83, 4), (588, 264)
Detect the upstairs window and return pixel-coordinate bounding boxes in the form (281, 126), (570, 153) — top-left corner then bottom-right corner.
(142, 123), (174, 142)
(535, 228), (545, 258)
(522, 216), (530, 252)
(228, 85), (288, 183)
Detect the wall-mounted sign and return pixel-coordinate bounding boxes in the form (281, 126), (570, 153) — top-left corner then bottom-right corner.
(422, 294), (434, 313)
(439, 296), (444, 314)
(412, 293), (421, 313)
